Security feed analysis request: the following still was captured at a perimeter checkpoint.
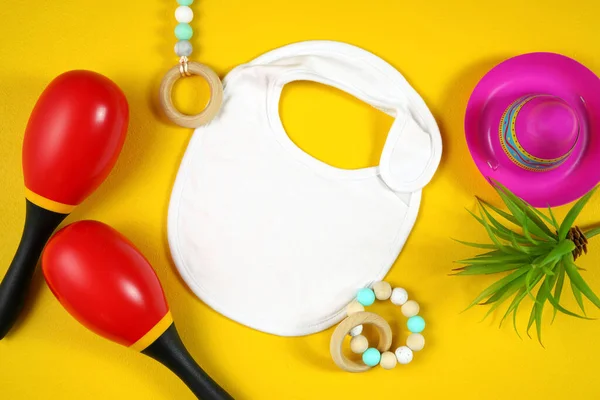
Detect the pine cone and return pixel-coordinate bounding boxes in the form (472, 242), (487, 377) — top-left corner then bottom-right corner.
(568, 226), (588, 260)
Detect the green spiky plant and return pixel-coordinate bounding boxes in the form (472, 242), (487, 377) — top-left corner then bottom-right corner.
(453, 180), (600, 345)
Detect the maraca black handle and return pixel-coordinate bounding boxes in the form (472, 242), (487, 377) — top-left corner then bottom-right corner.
(0, 200), (67, 339)
(143, 323), (234, 400)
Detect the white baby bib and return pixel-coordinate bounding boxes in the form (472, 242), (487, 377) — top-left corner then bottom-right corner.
(168, 41), (442, 336)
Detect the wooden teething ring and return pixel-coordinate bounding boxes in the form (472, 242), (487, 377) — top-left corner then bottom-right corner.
(330, 312), (393, 373)
(159, 61), (224, 129)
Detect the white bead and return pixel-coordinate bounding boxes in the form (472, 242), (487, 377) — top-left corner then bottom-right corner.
(407, 333), (425, 351)
(390, 287), (408, 305)
(348, 325), (363, 337)
(395, 346), (414, 364)
(175, 6), (194, 23)
(380, 351), (397, 369)
(350, 335), (369, 354)
(346, 300), (364, 316)
(373, 281), (392, 300)
(401, 300), (420, 317)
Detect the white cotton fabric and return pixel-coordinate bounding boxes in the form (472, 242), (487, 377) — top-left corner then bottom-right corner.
(168, 41), (442, 336)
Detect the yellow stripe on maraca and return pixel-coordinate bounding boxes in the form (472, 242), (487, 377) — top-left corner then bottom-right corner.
(25, 188), (77, 214)
(130, 312), (174, 352)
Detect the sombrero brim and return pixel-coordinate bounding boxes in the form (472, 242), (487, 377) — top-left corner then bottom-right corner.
(465, 52), (600, 207)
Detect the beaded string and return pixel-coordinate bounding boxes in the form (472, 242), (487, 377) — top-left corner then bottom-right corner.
(174, 0), (195, 77)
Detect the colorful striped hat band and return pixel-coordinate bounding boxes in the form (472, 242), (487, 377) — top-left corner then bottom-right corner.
(499, 95), (580, 172)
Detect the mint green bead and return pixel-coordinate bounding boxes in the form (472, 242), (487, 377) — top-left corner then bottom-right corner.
(177, 0), (194, 5)
(407, 315), (425, 333)
(175, 23), (193, 40)
(356, 288), (375, 306)
(362, 348), (381, 367)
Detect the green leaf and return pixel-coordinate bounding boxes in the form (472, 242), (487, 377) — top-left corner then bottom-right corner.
(533, 276), (552, 345)
(551, 262), (565, 323)
(547, 205), (559, 230)
(583, 227), (600, 240)
(523, 242), (559, 256)
(509, 231), (531, 254)
(466, 208), (532, 246)
(527, 302), (536, 339)
(532, 206), (556, 228)
(464, 268), (529, 310)
(496, 188), (529, 227)
(508, 232), (524, 251)
(483, 274), (527, 305)
(545, 279), (591, 320)
(558, 186), (598, 240)
(500, 287), (527, 327)
(452, 239), (497, 250)
(564, 254), (600, 309)
(525, 267), (544, 302)
(466, 207), (485, 224)
(456, 254), (529, 265)
(478, 199), (522, 239)
(541, 266), (555, 276)
(522, 218), (541, 245)
(571, 280), (586, 315)
(481, 294), (511, 321)
(507, 232), (546, 255)
(536, 240), (576, 267)
(475, 250), (505, 258)
(452, 264), (523, 276)
(531, 254), (547, 267)
(466, 208), (512, 246)
(478, 208), (510, 252)
(492, 180), (557, 241)
(495, 181), (556, 240)
(477, 197), (520, 226)
(495, 229), (532, 247)
(513, 305), (523, 340)
(481, 274), (531, 325)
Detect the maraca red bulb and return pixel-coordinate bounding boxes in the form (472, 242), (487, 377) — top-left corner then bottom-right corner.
(42, 221), (170, 348)
(23, 70), (129, 210)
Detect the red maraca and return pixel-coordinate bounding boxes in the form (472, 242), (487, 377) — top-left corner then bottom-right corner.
(42, 220), (232, 400)
(0, 70), (128, 338)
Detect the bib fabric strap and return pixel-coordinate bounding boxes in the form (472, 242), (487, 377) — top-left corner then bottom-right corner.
(380, 113), (437, 192)
(247, 41), (442, 192)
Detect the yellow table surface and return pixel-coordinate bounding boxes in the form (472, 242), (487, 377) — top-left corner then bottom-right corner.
(1, 1), (600, 399)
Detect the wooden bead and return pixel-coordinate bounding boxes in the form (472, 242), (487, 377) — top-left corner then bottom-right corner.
(401, 300), (420, 317)
(407, 333), (425, 351)
(373, 281), (392, 300)
(380, 351), (397, 369)
(350, 335), (369, 354)
(346, 300), (365, 316)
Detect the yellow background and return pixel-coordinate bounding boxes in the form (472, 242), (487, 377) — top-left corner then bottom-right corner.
(1, 0), (600, 399)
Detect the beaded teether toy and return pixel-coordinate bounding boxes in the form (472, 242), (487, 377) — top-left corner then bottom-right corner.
(330, 281), (426, 372)
(159, 0), (223, 128)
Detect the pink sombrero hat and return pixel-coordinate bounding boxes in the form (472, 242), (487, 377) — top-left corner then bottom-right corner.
(465, 53), (600, 207)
